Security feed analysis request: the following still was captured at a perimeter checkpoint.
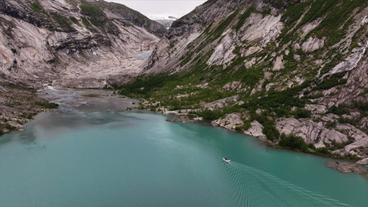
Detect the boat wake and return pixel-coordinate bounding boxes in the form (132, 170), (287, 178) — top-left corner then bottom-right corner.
(224, 162), (351, 207)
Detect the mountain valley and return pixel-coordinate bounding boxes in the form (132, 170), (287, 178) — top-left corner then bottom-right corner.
(1, 0), (368, 169)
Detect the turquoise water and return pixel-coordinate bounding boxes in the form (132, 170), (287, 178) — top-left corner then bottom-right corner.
(0, 112), (367, 207)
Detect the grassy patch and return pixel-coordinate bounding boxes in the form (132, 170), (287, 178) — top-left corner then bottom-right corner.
(300, 0), (336, 25)
(235, 6), (255, 31)
(241, 67), (264, 87)
(293, 108), (312, 118)
(282, 1), (308, 24)
(261, 120), (280, 141)
(251, 112), (280, 141)
(351, 101), (368, 115)
(249, 86), (307, 117)
(69, 17), (80, 25)
(209, 10), (238, 41)
(81, 17), (94, 29)
(196, 110), (225, 121)
(213, 64), (264, 88)
(35, 101), (59, 109)
(119, 73), (175, 98)
(306, 0), (367, 45)
(319, 52), (344, 74)
(328, 106), (349, 115)
(50, 12), (73, 31)
(315, 72), (347, 90)
(31, 1), (44, 13)
(281, 0), (367, 46)
(80, 2), (106, 27)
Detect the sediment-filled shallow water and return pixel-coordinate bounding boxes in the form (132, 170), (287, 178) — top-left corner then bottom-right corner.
(0, 110), (368, 207)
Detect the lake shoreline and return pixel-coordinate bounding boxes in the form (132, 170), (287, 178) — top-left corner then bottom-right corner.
(0, 87), (139, 136)
(1, 88), (367, 177)
(145, 108), (368, 177)
(1, 110), (367, 206)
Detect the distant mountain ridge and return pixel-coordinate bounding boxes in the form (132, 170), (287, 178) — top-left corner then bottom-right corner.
(86, 0), (167, 37)
(155, 17), (176, 29)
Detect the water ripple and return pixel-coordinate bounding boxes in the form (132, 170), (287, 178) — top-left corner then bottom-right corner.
(224, 162), (352, 207)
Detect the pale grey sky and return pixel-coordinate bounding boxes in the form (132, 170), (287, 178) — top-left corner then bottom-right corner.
(107, 0), (206, 19)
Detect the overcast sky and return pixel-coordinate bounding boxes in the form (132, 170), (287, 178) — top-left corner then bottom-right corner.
(106, 0), (206, 19)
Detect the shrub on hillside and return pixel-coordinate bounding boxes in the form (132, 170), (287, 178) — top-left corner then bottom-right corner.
(31, 1), (44, 13)
(80, 3), (106, 26)
(196, 110), (224, 121)
(293, 108), (312, 118)
(279, 134), (309, 152)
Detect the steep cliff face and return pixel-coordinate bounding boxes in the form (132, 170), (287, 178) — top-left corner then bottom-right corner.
(127, 0), (368, 163)
(0, 0), (164, 88)
(90, 0), (166, 37)
(145, 0), (250, 73)
(0, 0), (165, 133)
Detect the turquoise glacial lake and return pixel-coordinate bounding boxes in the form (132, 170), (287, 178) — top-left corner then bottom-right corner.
(0, 112), (367, 207)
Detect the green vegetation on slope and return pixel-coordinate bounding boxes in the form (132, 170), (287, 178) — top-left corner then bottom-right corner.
(235, 6), (255, 31)
(282, 0), (367, 45)
(315, 73), (347, 90)
(80, 2), (106, 27)
(79, 1), (119, 34)
(50, 12), (74, 31)
(120, 0), (367, 146)
(279, 134), (309, 152)
(31, 0), (44, 13)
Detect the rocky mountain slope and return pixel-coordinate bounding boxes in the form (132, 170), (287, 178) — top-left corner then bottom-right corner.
(122, 0), (368, 165)
(0, 0), (165, 134)
(155, 17), (176, 30)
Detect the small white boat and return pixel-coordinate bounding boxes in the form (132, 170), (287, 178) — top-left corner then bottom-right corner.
(222, 157), (231, 164)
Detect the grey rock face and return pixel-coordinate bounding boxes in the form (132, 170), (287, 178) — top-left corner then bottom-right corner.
(0, 0), (162, 132)
(244, 121), (267, 141)
(301, 37), (325, 53)
(0, 0), (161, 89)
(327, 160), (368, 175)
(168, 0), (246, 39)
(202, 96), (240, 111)
(89, 0), (166, 37)
(0, 77), (51, 134)
(276, 118), (349, 149)
(212, 113), (244, 131)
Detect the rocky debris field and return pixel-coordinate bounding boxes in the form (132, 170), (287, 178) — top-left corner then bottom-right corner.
(0, 80), (57, 135)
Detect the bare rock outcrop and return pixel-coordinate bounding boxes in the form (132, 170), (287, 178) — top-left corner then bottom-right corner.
(0, 0), (162, 88)
(244, 121), (267, 141)
(223, 81), (243, 91)
(277, 118), (368, 160)
(240, 13), (284, 46)
(202, 95), (240, 111)
(276, 118), (349, 149)
(327, 161), (368, 175)
(212, 113), (244, 131)
(301, 37), (325, 53)
(335, 124), (368, 159)
(207, 30), (236, 66)
(272, 55), (284, 71)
